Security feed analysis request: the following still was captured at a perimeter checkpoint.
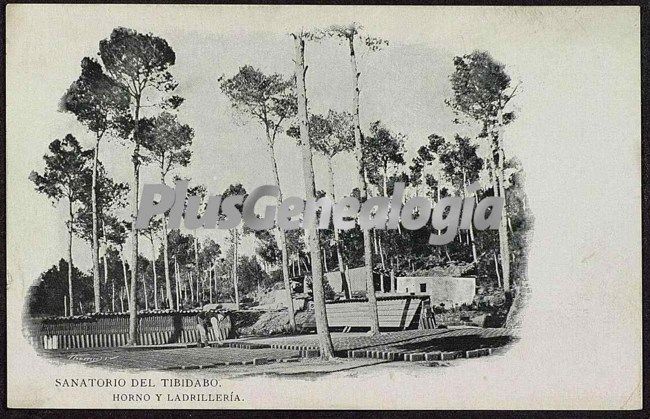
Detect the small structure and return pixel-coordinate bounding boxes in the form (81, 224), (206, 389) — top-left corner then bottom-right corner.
(301, 294), (436, 332)
(396, 276), (477, 307)
(324, 267), (368, 294)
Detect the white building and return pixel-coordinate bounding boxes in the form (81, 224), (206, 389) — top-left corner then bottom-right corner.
(395, 276), (477, 307)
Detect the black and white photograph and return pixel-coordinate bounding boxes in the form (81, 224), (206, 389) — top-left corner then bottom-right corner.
(5, 4), (642, 410)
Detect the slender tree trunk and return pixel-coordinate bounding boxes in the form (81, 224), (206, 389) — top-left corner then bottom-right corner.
(102, 245), (108, 280)
(494, 251), (502, 287)
(348, 34), (380, 335)
(189, 271), (195, 302)
(334, 228), (349, 299)
(91, 135), (101, 312)
(267, 130), (296, 330)
(150, 235), (158, 310)
(496, 164), (510, 289)
(158, 169), (173, 310)
(437, 187), (451, 262)
(101, 221), (111, 310)
(210, 262), (217, 304)
(103, 253), (109, 289)
(67, 200), (74, 316)
(232, 229), (240, 310)
(372, 229), (378, 255)
(328, 157), (350, 298)
(294, 34), (334, 358)
(194, 236), (200, 302)
(142, 273), (148, 310)
(128, 96), (142, 345)
(162, 217), (173, 309)
(495, 114), (511, 290)
(174, 258), (181, 310)
(111, 262), (115, 312)
(121, 253), (130, 307)
(463, 170), (479, 266)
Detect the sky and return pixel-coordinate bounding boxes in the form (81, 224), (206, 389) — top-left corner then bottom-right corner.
(7, 4), (640, 282)
(7, 4), (640, 288)
(6, 5), (642, 408)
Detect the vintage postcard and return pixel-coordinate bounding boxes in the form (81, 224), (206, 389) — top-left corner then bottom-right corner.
(5, 4), (642, 410)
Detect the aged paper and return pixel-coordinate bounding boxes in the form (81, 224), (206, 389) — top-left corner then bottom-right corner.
(6, 5), (642, 409)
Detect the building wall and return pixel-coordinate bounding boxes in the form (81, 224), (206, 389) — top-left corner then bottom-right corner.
(396, 276), (476, 306)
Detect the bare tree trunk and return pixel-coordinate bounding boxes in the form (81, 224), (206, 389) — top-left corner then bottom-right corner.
(267, 137), (296, 330)
(128, 97), (142, 345)
(102, 249), (108, 281)
(232, 229), (240, 310)
(495, 114), (510, 290)
(209, 266), (213, 303)
(150, 235), (158, 310)
(194, 236), (200, 303)
(463, 170), (479, 266)
(196, 274), (203, 303)
(174, 258), (181, 310)
(101, 221), (112, 310)
(294, 34), (334, 357)
(109, 256), (115, 312)
(121, 253), (130, 307)
(372, 229), (378, 255)
(328, 159), (350, 298)
(348, 34), (380, 335)
(161, 218), (173, 309)
(189, 271), (195, 303)
(91, 136), (101, 312)
(142, 274), (149, 310)
(67, 200), (74, 316)
(494, 251), (502, 287)
(496, 168), (510, 289)
(322, 248), (328, 272)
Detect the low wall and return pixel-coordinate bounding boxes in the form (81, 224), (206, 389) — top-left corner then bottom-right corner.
(24, 310), (231, 350)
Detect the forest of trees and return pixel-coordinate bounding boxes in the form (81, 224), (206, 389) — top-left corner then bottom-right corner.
(28, 24), (531, 358)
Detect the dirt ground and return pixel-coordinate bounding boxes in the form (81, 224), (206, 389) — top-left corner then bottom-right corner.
(39, 328), (515, 378)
